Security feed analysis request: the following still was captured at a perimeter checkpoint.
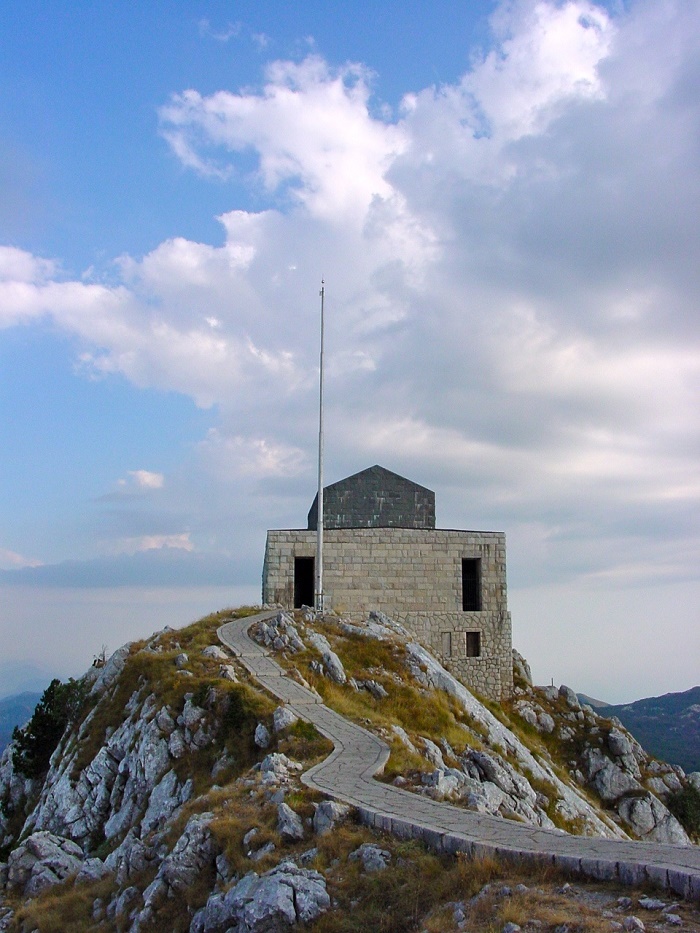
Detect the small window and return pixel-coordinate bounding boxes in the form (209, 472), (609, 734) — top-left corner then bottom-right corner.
(466, 631), (481, 657)
(462, 558), (481, 611)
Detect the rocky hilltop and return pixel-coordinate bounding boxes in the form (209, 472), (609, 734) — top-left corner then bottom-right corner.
(0, 608), (698, 933)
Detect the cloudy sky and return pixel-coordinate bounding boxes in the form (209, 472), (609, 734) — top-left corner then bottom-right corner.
(1, 0), (698, 703)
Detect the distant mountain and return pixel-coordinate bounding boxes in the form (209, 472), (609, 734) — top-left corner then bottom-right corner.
(596, 686), (700, 774)
(577, 693), (611, 709)
(0, 660), (53, 699)
(0, 691), (42, 753)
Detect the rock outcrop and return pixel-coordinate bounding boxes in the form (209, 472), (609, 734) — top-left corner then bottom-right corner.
(191, 861), (330, 932)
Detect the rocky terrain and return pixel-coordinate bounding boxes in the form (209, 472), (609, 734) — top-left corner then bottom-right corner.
(595, 688), (700, 775)
(0, 607), (698, 932)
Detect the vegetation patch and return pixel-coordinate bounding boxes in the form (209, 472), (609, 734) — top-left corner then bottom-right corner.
(667, 783), (700, 838)
(12, 678), (90, 779)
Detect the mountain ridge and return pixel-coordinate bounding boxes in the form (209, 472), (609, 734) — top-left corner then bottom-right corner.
(594, 686), (700, 774)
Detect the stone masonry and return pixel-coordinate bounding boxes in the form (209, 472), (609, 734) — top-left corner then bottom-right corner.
(263, 527), (512, 698)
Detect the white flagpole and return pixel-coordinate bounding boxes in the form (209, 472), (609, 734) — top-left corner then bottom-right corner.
(315, 280), (325, 612)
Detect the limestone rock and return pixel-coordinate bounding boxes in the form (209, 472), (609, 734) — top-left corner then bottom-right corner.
(558, 685), (580, 710)
(156, 707), (176, 735)
(105, 829), (155, 885)
(607, 729), (632, 758)
(308, 632), (347, 684)
(273, 706), (299, 733)
(180, 698), (206, 730)
(140, 768), (192, 836)
(390, 725), (417, 753)
(90, 644), (131, 696)
(422, 737), (446, 769)
(687, 771), (700, 792)
(421, 768), (471, 801)
(638, 897), (666, 910)
(140, 813), (218, 920)
(191, 860), (330, 933)
(6, 831), (84, 896)
(512, 650), (533, 685)
(514, 701), (538, 727)
(202, 645), (229, 661)
(256, 612), (307, 653)
(405, 641), (625, 839)
(260, 753), (303, 784)
(349, 842), (391, 872)
(537, 711), (556, 733)
(254, 722), (271, 749)
(581, 748), (641, 802)
(75, 857), (110, 885)
(250, 841), (276, 862)
(277, 802), (304, 841)
(169, 730), (186, 759)
(313, 800), (351, 836)
(617, 793), (690, 845)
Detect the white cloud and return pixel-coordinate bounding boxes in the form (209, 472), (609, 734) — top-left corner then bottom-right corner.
(111, 533), (194, 555)
(468, 1), (614, 140)
(0, 246), (55, 284)
(198, 18), (241, 43)
(126, 470), (165, 490)
(159, 56), (407, 224)
(0, 548), (43, 571)
(197, 430), (307, 483)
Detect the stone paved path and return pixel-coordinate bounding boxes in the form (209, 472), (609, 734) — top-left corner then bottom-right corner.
(218, 611), (700, 900)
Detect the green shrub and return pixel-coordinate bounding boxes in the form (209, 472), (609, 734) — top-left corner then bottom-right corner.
(667, 784), (700, 836)
(12, 678), (89, 779)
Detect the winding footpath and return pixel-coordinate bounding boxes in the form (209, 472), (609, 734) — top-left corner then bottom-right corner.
(219, 611), (700, 901)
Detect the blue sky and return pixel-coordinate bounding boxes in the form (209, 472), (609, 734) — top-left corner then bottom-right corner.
(1, 0), (698, 702)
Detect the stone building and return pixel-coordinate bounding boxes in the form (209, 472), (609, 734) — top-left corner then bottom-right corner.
(262, 465), (513, 699)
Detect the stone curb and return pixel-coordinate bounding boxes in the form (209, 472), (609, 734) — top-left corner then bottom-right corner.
(218, 612), (700, 901)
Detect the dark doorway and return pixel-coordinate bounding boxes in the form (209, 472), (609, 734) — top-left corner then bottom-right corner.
(294, 556), (315, 608)
(462, 558), (481, 611)
(466, 631), (481, 657)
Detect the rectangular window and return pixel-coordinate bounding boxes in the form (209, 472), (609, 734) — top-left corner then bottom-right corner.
(466, 631), (481, 657)
(294, 556), (315, 609)
(441, 631), (451, 657)
(462, 558), (481, 611)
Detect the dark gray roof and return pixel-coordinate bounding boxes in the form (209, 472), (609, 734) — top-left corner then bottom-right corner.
(307, 464), (435, 530)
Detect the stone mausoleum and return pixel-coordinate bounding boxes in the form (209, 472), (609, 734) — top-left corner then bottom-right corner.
(262, 465), (513, 699)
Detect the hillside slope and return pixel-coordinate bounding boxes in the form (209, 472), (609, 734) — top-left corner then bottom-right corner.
(599, 687), (700, 774)
(0, 608), (698, 932)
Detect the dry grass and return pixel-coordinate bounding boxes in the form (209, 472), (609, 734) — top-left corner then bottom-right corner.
(277, 719), (333, 766)
(11, 877), (116, 933)
(495, 887), (617, 933)
(381, 739), (432, 784)
(311, 841), (507, 933)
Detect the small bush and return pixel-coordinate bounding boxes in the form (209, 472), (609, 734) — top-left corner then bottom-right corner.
(667, 784), (700, 836)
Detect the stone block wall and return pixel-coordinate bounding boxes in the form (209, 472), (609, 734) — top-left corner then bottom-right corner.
(262, 527), (513, 699)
